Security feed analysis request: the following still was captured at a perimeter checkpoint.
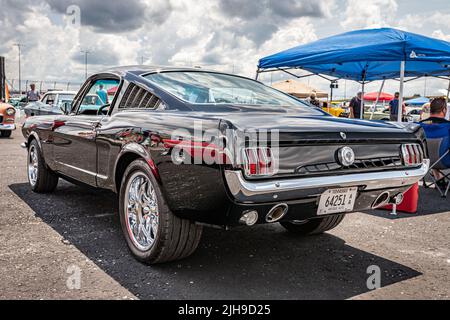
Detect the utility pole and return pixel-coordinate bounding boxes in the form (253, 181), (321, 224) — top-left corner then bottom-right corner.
(14, 43), (22, 94)
(0, 57), (6, 101)
(80, 50), (90, 79)
(140, 56), (149, 65)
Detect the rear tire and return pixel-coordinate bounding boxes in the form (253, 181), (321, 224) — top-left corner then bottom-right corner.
(27, 139), (59, 193)
(1, 130), (12, 138)
(119, 159), (203, 264)
(280, 214), (346, 235)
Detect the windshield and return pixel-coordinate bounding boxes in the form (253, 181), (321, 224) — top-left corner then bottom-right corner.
(144, 71), (313, 108)
(59, 94), (75, 104)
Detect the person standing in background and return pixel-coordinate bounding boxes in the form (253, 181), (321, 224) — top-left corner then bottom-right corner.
(96, 84), (109, 105)
(26, 83), (40, 103)
(309, 92), (320, 108)
(349, 92), (362, 119)
(389, 92), (406, 121)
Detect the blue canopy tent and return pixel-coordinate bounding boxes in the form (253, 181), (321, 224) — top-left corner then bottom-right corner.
(405, 97), (430, 106)
(257, 28), (450, 121)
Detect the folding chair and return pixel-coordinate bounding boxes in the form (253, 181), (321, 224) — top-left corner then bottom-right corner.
(419, 123), (450, 197)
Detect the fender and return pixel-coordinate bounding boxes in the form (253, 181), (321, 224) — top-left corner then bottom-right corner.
(113, 142), (161, 192)
(26, 131), (43, 150)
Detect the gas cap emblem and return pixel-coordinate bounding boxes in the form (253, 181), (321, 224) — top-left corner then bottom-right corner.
(337, 147), (355, 167)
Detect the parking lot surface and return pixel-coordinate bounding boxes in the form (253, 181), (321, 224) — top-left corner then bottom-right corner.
(0, 129), (449, 300)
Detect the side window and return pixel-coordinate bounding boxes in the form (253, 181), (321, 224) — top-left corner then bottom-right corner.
(46, 94), (56, 105)
(118, 83), (162, 110)
(77, 79), (120, 116)
(41, 94), (49, 104)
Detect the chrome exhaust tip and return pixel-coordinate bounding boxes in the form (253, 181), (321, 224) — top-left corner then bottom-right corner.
(372, 192), (390, 209)
(266, 204), (289, 223)
(391, 193), (404, 206)
(240, 210), (259, 226)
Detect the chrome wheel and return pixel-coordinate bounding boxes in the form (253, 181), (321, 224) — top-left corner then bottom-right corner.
(124, 172), (159, 251)
(28, 145), (38, 187)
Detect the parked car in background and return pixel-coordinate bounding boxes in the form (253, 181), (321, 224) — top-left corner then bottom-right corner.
(363, 105), (390, 121)
(23, 91), (77, 117)
(364, 105), (413, 122)
(322, 103), (348, 118)
(22, 66), (429, 264)
(78, 93), (111, 114)
(406, 107), (422, 122)
(9, 95), (28, 110)
(420, 103), (431, 121)
(0, 102), (16, 138)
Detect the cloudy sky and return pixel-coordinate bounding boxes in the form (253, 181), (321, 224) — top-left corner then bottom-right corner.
(1, 0), (449, 97)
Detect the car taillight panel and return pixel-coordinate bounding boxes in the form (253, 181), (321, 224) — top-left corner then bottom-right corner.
(401, 144), (424, 166)
(243, 147), (275, 177)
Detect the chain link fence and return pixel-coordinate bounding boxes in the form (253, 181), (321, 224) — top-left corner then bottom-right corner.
(7, 79), (83, 95)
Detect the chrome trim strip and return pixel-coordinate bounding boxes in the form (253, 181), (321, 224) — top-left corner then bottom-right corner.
(57, 162), (97, 177)
(56, 162), (108, 180)
(225, 159), (430, 203)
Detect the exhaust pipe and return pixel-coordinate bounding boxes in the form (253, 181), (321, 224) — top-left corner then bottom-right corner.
(266, 203), (289, 223)
(371, 192), (390, 209)
(390, 193), (405, 206)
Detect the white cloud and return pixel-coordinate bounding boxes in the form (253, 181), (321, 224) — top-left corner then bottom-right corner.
(0, 0), (448, 97)
(432, 30), (450, 42)
(399, 12), (450, 33)
(341, 0), (398, 30)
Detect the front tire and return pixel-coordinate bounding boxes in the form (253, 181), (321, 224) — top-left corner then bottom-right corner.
(280, 214), (346, 235)
(119, 159), (203, 264)
(1, 130), (12, 138)
(27, 139), (59, 193)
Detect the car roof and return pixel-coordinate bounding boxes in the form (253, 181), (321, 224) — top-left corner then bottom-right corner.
(99, 65), (245, 78)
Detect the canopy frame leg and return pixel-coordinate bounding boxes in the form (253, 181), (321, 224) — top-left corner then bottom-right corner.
(360, 81), (365, 120)
(398, 61), (406, 123)
(370, 79), (386, 120)
(446, 78), (450, 102)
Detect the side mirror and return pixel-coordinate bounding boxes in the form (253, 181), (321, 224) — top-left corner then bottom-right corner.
(60, 101), (72, 115)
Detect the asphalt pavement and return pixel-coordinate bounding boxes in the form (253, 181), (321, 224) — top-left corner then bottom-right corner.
(0, 129), (448, 300)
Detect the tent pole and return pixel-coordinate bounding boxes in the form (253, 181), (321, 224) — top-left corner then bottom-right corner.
(329, 81), (333, 107)
(370, 79), (386, 120)
(447, 79), (450, 101)
(398, 61), (406, 123)
(360, 81), (365, 120)
(255, 68), (260, 81)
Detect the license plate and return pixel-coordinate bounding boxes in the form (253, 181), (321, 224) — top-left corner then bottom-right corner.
(317, 187), (358, 216)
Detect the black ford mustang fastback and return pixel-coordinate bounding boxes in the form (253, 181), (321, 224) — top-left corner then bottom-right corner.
(22, 66), (429, 264)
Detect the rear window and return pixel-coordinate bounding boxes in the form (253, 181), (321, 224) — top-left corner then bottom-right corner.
(144, 71), (317, 111)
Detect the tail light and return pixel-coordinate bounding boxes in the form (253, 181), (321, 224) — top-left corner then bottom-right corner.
(242, 147), (275, 177)
(401, 144), (424, 166)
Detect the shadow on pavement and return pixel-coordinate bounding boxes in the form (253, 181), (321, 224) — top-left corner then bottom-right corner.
(10, 181), (421, 300)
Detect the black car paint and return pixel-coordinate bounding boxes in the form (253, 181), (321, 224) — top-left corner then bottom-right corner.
(22, 66), (425, 227)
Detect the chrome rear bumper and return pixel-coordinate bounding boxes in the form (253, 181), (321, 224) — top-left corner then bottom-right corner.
(0, 124), (16, 131)
(225, 160), (430, 203)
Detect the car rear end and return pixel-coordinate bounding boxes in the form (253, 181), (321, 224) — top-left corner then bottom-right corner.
(220, 119), (429, 227)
